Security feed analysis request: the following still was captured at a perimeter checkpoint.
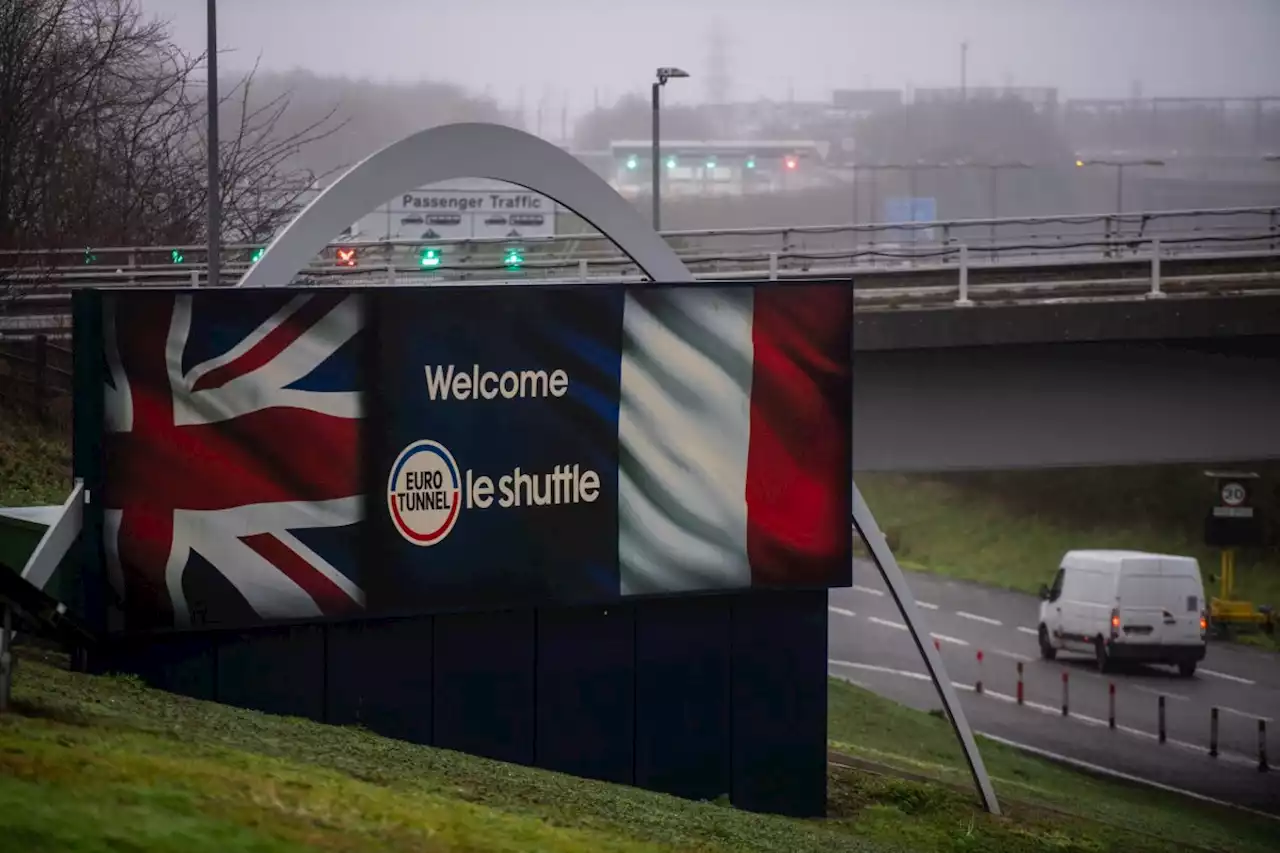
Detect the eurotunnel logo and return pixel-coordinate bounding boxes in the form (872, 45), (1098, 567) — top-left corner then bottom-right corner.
(388, 440), (462, 546)
(388, 438), (604, 546)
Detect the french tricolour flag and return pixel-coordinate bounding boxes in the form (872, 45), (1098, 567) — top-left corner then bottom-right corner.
(618, 283), (853, 595)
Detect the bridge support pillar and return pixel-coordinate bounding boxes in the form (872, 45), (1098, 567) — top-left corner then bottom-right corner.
(1148, 238), (1166, 298)
(955, 244), (973, 307)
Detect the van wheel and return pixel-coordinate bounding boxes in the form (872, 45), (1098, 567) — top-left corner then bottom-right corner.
(1178, 662), (1197, 678)
(1038, 625), (1056, 661)
(1094, 638), (1111, 673)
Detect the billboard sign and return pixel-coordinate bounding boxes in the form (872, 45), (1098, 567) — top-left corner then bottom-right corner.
(83, 281), (854, 632)
(352, 179), (557, 242)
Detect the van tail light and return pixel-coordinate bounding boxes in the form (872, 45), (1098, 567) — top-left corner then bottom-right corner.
(1200, 610), (1208, 635)
(1110, 608), (1121, 640)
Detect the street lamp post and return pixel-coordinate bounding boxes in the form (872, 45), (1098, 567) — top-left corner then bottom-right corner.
(206, 0), (220, 287)
(652, 66), (690, 232)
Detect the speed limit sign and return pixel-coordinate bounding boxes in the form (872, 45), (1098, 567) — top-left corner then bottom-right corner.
(1221, 482), (1247, 507)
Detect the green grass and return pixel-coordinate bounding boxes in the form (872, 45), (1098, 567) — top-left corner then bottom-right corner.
(2, 649), (1276, 852)
(0, 415), (70, 507)
(856, 469), (1280, 622)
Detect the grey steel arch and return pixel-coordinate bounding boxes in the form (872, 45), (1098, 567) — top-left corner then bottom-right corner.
(236, 122), (691, 287)
(233, 121), (1000, 815)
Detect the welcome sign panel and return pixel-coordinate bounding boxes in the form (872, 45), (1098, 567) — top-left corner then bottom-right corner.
(97, 282), (853, 632)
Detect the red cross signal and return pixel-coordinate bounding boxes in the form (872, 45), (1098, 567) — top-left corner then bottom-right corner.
(335, 247), (358, 267)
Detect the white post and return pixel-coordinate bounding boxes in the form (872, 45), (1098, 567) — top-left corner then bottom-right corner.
(190, 269), (200, 288)
(579, 258), (589, 282)
(768, 251), (779, 281)
(955, 244), (973, 306)
(1148, 238), (1165, 298)
(386, 262), (395, 286)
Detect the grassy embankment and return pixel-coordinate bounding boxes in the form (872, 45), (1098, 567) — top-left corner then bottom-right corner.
(0, 414), (70, 507)
(2, 649), (1277, 853)
(857, 467), (1280, 645)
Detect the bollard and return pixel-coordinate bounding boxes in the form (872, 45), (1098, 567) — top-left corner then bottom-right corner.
(1158, 695), (1167, 744)
(1209, 707), (1219, 758)
(579, 259), (589, 282)
(768, 252), (779, 281)
(1261, 720), (1270, 773)
(1061, 671), (1069, 716)
(1016, 661), (1024, 705)
(1108, 682), (1116, 730)
(975, 650), (984, 694)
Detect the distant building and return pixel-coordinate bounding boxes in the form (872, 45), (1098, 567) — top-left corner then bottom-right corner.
(607, 139), (830, 198)
(913, 86), (1059, 114)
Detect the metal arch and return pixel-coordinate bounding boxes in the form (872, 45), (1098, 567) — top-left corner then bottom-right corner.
(232, 119), (1000, 814)
(851, 482), (1001, 815)
(236, 122), (693, 287)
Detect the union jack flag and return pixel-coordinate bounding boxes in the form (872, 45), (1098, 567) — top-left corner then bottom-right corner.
(101, 290), (366, 631)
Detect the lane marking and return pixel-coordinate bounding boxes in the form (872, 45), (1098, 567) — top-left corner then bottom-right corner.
(852, 584), (886, 597)
(991, 648), (1032, 662)
(1133, 685), (1190, 702)
(956, 611), (1003, 626)
(930, 632), (970, 647)
(1199, 669), (1255, 686)
(917, 601), (940, 611)
(829, 660), (933, 682)
(869, 616), (909, 631)
(827, 659), (1259, 768)
(1017, 626), (1039, 636)
(1218, 705), (1273, 723)
(975, 733), (1280, 824)
(828, 606), (857, 618)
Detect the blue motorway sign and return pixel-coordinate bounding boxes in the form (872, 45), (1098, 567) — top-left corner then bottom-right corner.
(884, 197), (937, 240)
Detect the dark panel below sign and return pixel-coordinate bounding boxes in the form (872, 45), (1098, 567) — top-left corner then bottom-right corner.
(216, 625), (325, 721)
(535, 603), (636, 785)
(326, 617), (433, 743)
(730, 590), (829, 818)
(634, 595), (732, 801)
(432, 609), (536, 766)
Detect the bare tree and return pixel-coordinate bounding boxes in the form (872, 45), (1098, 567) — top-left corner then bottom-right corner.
(0, 0), (345, 266)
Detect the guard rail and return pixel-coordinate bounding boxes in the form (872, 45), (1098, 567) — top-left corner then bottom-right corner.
(2, 204), (1277, 288)
(5, 243), (1278, 339)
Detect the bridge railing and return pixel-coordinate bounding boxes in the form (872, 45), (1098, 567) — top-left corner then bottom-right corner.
(2, 205), (1277, 288)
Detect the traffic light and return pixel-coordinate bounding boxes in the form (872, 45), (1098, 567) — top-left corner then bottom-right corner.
(335, 246), (357, 267)
(419, 246), (441, 268)
(83, 248), (97, 264)
(745, 156), (756, 169)
(666, 156), (677, 169)
(706, 157), (717, 168)
(784, 155), (798, 171)
(1075, 159), (1085, 168)
(503, 246), (524, 270)
(250, 247), (265, 264)
(626, 155), (638, 170)
(170, 249), (184, 264)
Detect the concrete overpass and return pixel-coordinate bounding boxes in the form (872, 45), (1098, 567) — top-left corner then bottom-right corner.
(853, 290), (1280, 472)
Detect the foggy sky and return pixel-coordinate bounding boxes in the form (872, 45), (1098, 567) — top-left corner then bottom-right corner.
(148, 0), (1280, 124)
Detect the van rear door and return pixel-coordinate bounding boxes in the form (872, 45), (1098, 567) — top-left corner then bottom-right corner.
(1116, 571), (1165, 645)
(1160, 558), (1205, 646)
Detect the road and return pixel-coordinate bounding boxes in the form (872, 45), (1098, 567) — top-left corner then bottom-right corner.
(828, 562), (1280, 814)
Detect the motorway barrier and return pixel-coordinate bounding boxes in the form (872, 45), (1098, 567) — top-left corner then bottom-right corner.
(1210, 707), (1220, 758)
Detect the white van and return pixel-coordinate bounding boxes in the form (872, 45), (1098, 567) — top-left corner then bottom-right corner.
(1037, 550), (1208, 676)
